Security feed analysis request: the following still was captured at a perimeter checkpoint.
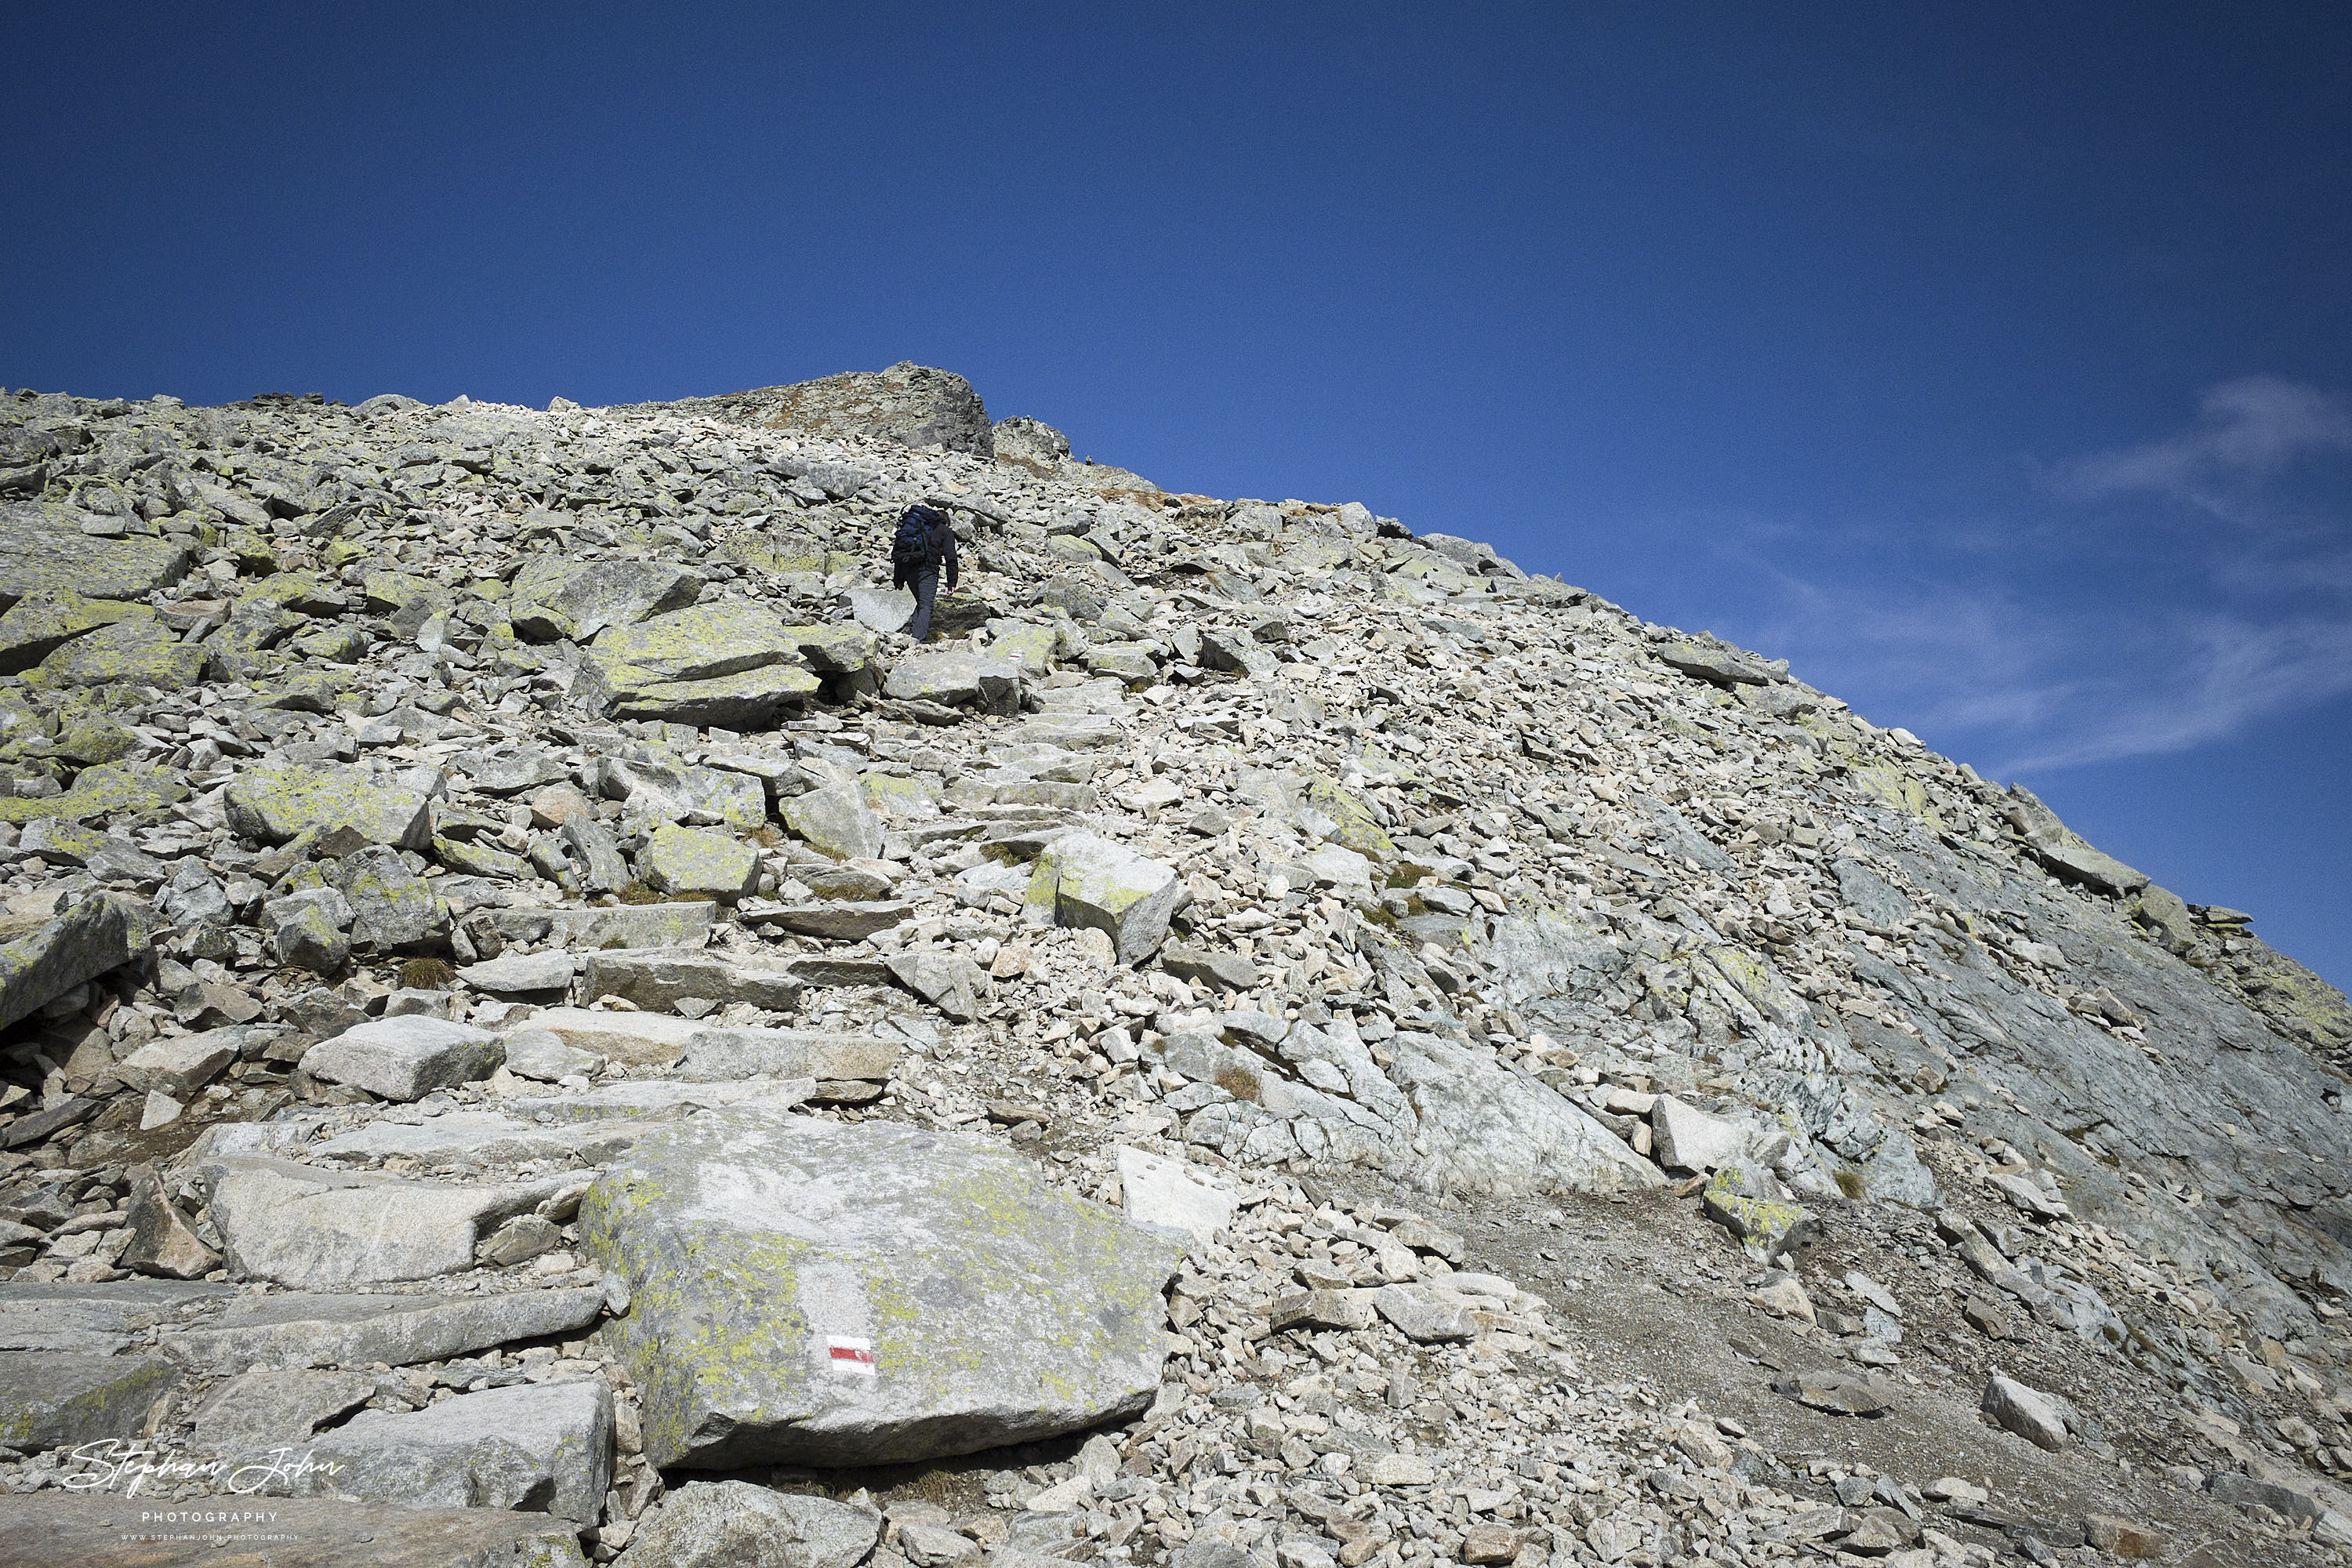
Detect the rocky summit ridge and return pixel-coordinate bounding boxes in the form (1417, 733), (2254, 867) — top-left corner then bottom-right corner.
(0, 365), (2344, 1566)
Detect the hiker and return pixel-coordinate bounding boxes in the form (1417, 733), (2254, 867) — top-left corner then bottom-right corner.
(891, 502), (960, 642)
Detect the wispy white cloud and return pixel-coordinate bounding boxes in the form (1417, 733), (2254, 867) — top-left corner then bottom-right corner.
(1998, 615), (2352, 771)
(1711, 377), (2352, 779)
(2059, 375), (2352, 510)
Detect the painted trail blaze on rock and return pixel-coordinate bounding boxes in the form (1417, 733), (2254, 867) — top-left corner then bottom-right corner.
(579, 1110), (1181, 1468)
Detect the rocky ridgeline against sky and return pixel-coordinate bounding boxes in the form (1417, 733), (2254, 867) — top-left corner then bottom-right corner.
(0, 363), (2347, 1566)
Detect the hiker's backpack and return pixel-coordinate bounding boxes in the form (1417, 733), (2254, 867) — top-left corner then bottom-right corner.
(893, 507), (942, 572)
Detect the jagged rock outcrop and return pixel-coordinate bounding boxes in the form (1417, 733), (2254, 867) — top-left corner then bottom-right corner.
(631, 361), (996, 456)
(0, 372), (2343, 1565)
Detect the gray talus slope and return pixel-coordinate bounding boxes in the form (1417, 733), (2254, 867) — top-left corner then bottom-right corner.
(0, 367), (2344, 1563)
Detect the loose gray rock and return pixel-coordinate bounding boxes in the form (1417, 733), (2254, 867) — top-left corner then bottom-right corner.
(1655, 641), (1771, 685)
(299, 1015), (504, 1102)
(1370, 1284), (1478, 1344)
(118, 1171), (221, 1279)
(887, 949), (984, 1022)
(625, 1479), (883, 1568)
(162, 1286), (606, 1370)
(1981, 1371), (2069, 1450)
(1777, 1367), (1897, 1417)
(1160, 943), (1261, 994)
(289, 1378), (612, 1523)
(225, 764), (434, 851)
(334, 844), (451, 951)
(1022, 832), (1178, 965)
(779, 782), (884, 862)
(0, 891), (157, 1032)
(117, 1031), (238, 1100)
(1650, 1095), (1746, 1174)
(0, 1352), (177, 1449)
(579, 948), (803, 1012)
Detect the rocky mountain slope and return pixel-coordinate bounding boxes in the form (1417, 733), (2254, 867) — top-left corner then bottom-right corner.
(0, 366), (2346, 1566)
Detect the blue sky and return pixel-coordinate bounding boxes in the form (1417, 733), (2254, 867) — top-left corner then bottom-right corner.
(7, 5), (2348, 985)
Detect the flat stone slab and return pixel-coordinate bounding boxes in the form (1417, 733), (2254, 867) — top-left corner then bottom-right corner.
(764, 900), (913, 942)
(0, 1494), (590, 1568)
(497, 1078), (815, 1123)
(223, 764), (434, 851)
(198, 1157), (570, 1290)
(578, 947), (804, 1011)
(310, 1110), (652, 1167)
(1115, 1145), (1241, 1245)
(0, 1352), (178, 1451)
(282, 1378), (612, 1523)
(194, 1367), (376, 1454)
(582, 1111), (1181, 1468)
(630, 1480), (882, 1568)
(298, 1016), (504, 1102)
(521, 1010), (896, 1081)
(521, 1007), (706, 1067)
(673, 1027), (899, 1083)
(0, 1279), (234, 1353)
(455, 949), (579, 993)
(485, 902), (716, 950)
(161, 1286), (606, 1370)
(0, 505), (191, 607)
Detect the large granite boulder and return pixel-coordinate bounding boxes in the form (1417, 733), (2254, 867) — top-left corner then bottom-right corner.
(0, 891), (156, 1031)
(884, 649), (1022, 713)
(507, 557), (699, 642)
(0, 1352), (177, 1450)
(575, 601), (820, 725)
(580, 1112), (1180, 1468)
(225, 764), (434, 851)
(35, 616), (209, 689)
(1022, 832), (1179, 964)
(638, 823), (758, 900)
(0, 502), (191, 608)
(0, 590), (158, 673)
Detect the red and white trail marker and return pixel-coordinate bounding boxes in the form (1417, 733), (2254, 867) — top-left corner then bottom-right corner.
(827, 1337), (877, 1377)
